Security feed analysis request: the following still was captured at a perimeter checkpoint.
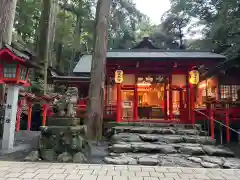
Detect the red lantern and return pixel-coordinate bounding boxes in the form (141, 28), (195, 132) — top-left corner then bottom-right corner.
(0, 45), (37, 86)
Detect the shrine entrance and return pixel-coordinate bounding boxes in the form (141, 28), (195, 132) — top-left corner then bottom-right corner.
(167, 87), (187, 120)
(121, 89), (134, 120)
(120, 85), (137, 121)
(119, 83), (188, 121)
(137, 83), (165, 120)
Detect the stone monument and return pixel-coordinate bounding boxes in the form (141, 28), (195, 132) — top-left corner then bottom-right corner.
(25, 87), (90, 162)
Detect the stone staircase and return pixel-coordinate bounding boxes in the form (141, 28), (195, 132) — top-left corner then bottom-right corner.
(104, 123), (240, 168)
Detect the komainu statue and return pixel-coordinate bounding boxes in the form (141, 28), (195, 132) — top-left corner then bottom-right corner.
(53, 87), (78, 117)
(25, 87), (91, 163)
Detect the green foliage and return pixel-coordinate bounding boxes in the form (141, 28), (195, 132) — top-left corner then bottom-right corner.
(167, 0), (240, 57)
(14, 0), (42, 48)
(161, 12), (190, 48)
(134, 17), (180, 49)
(12, 0), (149, 88)
(55, 10), (74, 43)
(108, 0), (145, 49)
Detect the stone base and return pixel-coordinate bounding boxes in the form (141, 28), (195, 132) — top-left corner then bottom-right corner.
(27, 124), (91, 163)
(47, 117), (82, 126)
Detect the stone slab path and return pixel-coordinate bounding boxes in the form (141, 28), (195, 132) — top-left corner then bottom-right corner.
(0, 161), (240, 180)
(103, 124), (240, 168)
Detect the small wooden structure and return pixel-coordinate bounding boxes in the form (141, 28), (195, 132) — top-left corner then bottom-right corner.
(41, 94), (61, 126)
(16, 92), (60, 130)
(16, 92), (36, 131)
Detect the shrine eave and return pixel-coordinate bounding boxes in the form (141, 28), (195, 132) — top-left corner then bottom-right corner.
(49, 75), (90, 83)
(73, 51), (226, 73)
(80, 51), (226, 59)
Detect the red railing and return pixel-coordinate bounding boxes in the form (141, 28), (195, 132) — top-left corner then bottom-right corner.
(194, 107), (240, 143)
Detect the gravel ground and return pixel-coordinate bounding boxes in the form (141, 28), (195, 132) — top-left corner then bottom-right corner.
(0, 131), (40, 161)
(0, 131), (109, 163)
(88, 141), (109, 164)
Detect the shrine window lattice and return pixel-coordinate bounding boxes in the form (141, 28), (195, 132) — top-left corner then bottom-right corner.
(220, 85), (240, 101)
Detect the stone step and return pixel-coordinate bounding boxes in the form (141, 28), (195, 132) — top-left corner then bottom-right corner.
(111, 133), (215, 144)
(104, 153), (240, 168)
(109, 122), (202, 129)
(112, 126), (205, 135)
(109, 142), (234, 157)
(105, 124), (239, 168)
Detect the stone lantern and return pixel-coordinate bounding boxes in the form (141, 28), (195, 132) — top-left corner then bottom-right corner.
(0, 45), (37, 150)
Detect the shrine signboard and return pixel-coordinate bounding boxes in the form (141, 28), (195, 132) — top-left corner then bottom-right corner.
(137, 75), (168, 84)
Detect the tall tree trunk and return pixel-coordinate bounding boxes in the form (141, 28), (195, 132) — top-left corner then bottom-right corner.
(37, 0), (53, 94)
(68, 15), (82, 75)
(85, 0), (111, 139)
(55, 0), (66, 73)
(0, 0), (18, 104)
(0, 0), (17, 48)
(56, 42), (63, 72)
(48, 0), (58, 67)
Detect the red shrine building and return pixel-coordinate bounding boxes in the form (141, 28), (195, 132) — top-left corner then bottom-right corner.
(65, 37), (227, 124)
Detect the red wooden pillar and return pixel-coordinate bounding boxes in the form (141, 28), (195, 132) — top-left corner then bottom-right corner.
(133, 85), (138, 121)
(164, 83), (168, 120)
(41, 95), (55, 126)
(42, 104), (48, 126)
(169, 75), (173, 120)
(179, 90), (183, 109)
(209, 105), (215, 140)
(225, 109), (230, 143)
(116, 84), (121, 122)
(179, 89), (183, 122)
(16, 99), (23, 132)
(27, 102), (33, 130)
(190, 85), (195, 124)
(185, 72), (190, 123)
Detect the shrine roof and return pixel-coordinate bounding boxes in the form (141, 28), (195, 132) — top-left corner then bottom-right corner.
(73, 50), (226, 73)
(48, 66), (65, 76)
(51, 75), (90, 79)
(50, 75), (90, 83)
(5, 45), (30, 60)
